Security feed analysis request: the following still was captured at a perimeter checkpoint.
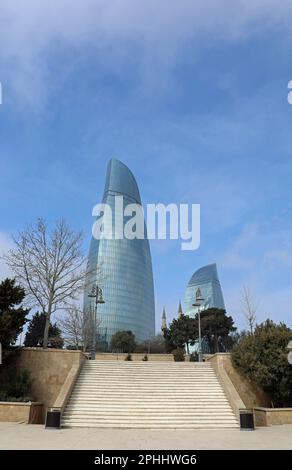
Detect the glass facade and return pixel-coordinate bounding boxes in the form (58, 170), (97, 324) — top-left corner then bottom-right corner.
(84, 158), (155, 350)
(183, 263), (225, 318)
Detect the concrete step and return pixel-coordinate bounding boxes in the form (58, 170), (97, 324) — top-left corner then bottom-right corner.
(67, 399), (230, 404)
(63, 408), (234, 420)
(71, 394), (226, 398)
(62, 421), (238, 427)
(78, 378), (218, 381)
(61, 422), (238, 429)
(65, 402), (231, 408)
(82, 367), (213, 370)
(75, 382), (222, 386)
(68, 403), (230, 408)
(62, 360), (238, 429)
(83, 363), (212, 366)
(62, 418), (237, 425)
(62, 416), (238, 423)
(82, 368), (214, 371)
(80, 370), (216, 374)
(78, 378), (218, 382)
(78, 374), (218, 378)
(74, 384), (220, 388)
(71, 390), (226, 403)
(72, 390), (223, 394)
(67, 399), (231, 404)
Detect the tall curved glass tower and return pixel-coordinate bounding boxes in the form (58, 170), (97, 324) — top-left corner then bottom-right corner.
(84, 158), (155, 351)
(183, 263), (225, 318)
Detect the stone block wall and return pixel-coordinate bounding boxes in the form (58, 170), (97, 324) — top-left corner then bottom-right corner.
(206, 353), (271, 408)
(15, 348), (86, 421)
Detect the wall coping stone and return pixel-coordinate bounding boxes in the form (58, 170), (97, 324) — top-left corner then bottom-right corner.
(254, 407), (292, 412)
(22, 347), (87, 355)
(0, 401), (42, 406)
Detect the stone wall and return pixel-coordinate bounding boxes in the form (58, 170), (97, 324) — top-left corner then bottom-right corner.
(15, 348), (86, 421)
(254, 407), (292, 426)
(0, 402), (43, 424)
(94, 353), (174, 361)
(206, 353), (271, 408)
(205, 353), (244, 419)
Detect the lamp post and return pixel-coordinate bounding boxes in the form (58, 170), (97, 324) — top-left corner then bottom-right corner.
(192, 287), (204, 362)
(88, 285), (105, 360)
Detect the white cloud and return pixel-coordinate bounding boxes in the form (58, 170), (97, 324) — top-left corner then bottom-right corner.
(220, 221), (292, 275)
(218, 221), (292, 328)
(262, 249), (292, 270)
(220, 223), (259, 270)
(1, 0), (292, 106)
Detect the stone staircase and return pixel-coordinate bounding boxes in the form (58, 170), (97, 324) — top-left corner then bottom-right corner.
(61, 360), (239, 429)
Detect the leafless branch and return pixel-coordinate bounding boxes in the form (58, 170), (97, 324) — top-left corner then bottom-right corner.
(58, 303), (101, 352)
(2, 218), (88, 348)
(241, 285), (258, 334)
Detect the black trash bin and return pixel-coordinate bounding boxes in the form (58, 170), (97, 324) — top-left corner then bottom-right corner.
(239, 409), (254, 430)
(45, 407), (61, 429)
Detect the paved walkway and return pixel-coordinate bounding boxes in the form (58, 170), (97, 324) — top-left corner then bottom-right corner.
(0, 422), (292, 449)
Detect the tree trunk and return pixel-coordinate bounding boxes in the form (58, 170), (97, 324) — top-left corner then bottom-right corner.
(43, 304), (52, 348)
(186, 342), (189, 354)
(75, 334), (79, 350)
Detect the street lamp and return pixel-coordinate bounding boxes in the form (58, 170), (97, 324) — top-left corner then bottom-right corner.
(88, 285), (105, 360)
(192, 287), (204, 362)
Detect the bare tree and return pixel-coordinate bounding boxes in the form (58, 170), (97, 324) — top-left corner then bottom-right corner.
(241, 286), (258, 334)
(3, 218), (87, 348)
(58, 304), (101, 352)
(58, 306), (84, 350)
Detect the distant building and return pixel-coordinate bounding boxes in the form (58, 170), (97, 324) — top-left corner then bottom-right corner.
(161, 307), (167, 332)
(184, 263), (225, 318)
(177, 301), (183, 319)
(84, 158), (155, 350)
(183, 263), (225, 355)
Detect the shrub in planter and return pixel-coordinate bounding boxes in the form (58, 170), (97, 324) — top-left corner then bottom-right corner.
(0, 368), (32, 401)
(0, 390), (7, 401)
(172, 348), (185, 362)
(232, 320), (292, 407)
(189, 352), (199, 362)
(125, 353), (132, 361)
(142, 354), (148, 361)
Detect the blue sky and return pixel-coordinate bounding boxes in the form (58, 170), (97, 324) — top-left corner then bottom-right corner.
(0, 0), (292, 332)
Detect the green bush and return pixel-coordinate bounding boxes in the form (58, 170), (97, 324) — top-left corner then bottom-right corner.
(111, 331), (136, 353)
(0, 347), (22, 366)
(0, 368), (32, 401)
(172, 348), (185, 362)
(135, 335), (168, 354)
(125, 353), (132, 361)
(189, 352), (199, 362)
(0, 392), (31, 402)
(232, 320), (292, 407)
(142, 354), (148, 361)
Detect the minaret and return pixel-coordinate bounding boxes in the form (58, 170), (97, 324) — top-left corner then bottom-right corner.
(178, 300), (183, 319)
(161, 307), (167, 332)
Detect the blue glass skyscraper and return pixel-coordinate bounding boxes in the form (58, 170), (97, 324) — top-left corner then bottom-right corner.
(184, 263), (225, 318)
(84, 159), (155, 350)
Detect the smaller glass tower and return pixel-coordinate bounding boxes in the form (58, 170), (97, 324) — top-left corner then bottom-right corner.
(184, 263), (225, 318)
